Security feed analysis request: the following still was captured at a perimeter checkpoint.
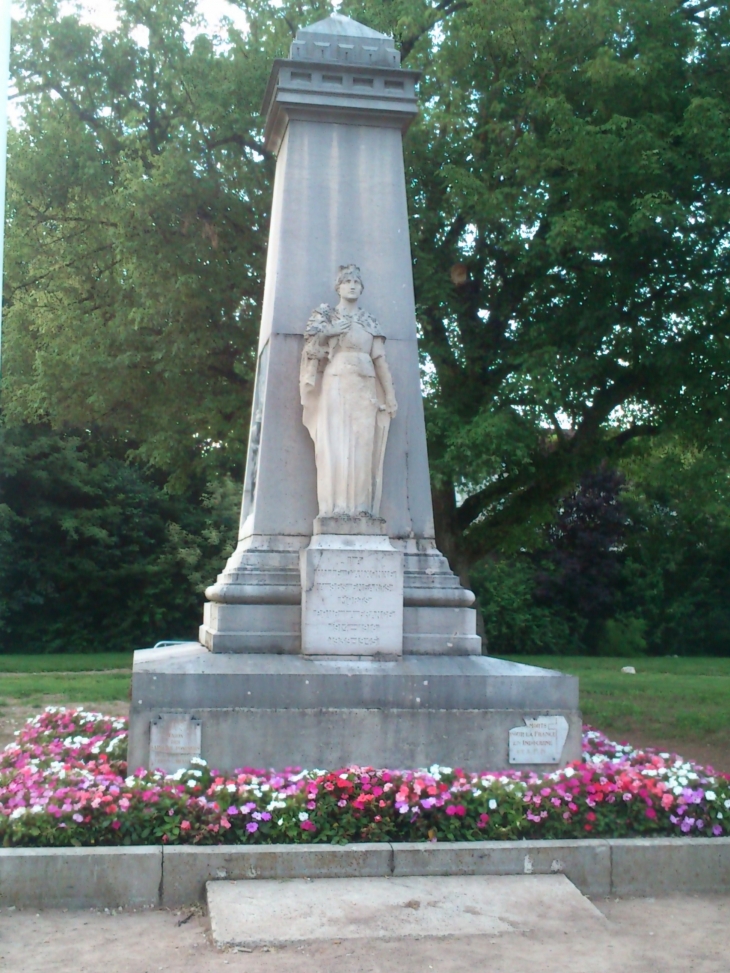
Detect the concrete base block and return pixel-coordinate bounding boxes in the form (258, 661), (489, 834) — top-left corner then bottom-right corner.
(610, 837), (730, 896)
(206, 874), (606, 947)
(391, 839), (612, 897)
(162, 843), (392, 908)
(128, 643), (581, 773)
(0, 847), (161, 909)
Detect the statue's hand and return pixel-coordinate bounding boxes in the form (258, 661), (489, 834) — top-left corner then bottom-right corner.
(384, 397), (398, 418)
(324, 319), (349, 337)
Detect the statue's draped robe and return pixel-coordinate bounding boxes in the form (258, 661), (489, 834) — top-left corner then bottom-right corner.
(300, 305), (390, 518)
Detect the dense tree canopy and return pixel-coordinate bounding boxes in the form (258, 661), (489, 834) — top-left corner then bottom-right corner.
(2, 0), (730, 652)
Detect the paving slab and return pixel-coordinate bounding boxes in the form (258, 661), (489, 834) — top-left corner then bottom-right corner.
(206, 874), (605, 947)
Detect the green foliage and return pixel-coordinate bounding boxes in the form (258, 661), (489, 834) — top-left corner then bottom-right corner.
(471, 557), (576, 656)
(3, 0), (730, 654)
(0, 423), (239, 652)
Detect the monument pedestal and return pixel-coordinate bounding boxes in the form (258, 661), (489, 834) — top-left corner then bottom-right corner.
(128, 643), (581, 774)
(128, 14), (581, 776)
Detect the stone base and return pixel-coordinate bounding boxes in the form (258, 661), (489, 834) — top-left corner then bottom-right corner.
(128, 643), (581, 773)
(200, 533), (481, 655)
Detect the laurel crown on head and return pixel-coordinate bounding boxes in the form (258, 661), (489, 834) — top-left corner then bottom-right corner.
(335, 264), (364, 291)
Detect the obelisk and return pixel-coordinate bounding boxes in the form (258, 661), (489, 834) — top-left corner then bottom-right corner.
(128, 14), (581, 774)
(200, 12), (480, 656)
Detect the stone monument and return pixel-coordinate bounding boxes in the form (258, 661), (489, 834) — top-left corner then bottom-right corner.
(128, 13), (581, 774)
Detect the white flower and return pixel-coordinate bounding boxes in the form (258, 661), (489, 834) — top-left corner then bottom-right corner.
(277, 818), (285, 826)
(563, 767), (575, 779)
(705, 791), (717, 802)
(10, 808), (26, 819)
(298, 812), (309, 821)
(226, 783), (236, 793)
(190, 756), (207, 766)
(724, 800), (730, 809)
(488, 799), (498, 810)
(718, 812), (724, 820)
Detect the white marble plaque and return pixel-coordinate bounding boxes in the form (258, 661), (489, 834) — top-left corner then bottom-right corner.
(508, 715), (569, 765)
(149, 714), (202, 774)
(301, 536), (404, 657)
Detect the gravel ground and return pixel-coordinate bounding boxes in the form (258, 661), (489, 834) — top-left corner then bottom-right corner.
(0, 894), (728, 973)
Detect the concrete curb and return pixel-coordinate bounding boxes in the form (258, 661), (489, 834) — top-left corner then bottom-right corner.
(0, 847), (161, 909)
(161, 843), (392, 908)
(1, 838), (729, 908)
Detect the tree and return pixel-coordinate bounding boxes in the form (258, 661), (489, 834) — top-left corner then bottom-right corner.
(397, 0), (730, 579)
(3, 0), (287, 480)
(0, 422), (240, 652)
(536, 465), (627, 644)
(3, 0), (730, 615)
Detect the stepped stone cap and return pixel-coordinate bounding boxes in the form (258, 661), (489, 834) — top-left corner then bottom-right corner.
(299, 13), (389, 38)
(290, 12), (401, 67)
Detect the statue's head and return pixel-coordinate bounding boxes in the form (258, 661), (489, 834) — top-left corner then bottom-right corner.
(335, 264), (364, 297)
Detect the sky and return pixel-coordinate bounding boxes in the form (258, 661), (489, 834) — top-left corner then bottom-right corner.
(11, 0), (252, 39)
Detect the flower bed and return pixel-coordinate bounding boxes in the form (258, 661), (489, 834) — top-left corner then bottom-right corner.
(0, 708), (728, 847)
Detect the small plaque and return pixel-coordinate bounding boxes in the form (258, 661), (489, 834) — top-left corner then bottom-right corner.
(300, 539), (404, 657)
(509, 715), (569, 765)
(149, 714), (202, 774)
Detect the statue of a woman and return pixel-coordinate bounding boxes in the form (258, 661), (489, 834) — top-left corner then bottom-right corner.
(300, 265), (398, 521)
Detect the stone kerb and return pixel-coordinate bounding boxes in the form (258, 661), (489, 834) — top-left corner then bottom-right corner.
(0, 846), (161, 910)
(2, 838), (730, 908)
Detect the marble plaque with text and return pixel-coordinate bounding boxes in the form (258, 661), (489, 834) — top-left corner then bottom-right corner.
(149, 714), (202, 774)
(301, 538), (404, 656)
(508, 715), (569, 765)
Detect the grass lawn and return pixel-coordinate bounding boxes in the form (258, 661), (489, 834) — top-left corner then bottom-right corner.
(507, 656), (730, 767)
(0, 652), (133, 672)
(0, 654), (132, 710)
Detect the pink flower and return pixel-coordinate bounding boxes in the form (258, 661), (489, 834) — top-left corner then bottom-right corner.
(300, 820), (316, 832)
(180, 820), (191, 831)
(246, 822), (258, 833)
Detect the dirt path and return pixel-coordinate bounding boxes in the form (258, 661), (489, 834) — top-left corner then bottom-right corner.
(0, 894), (728, 973)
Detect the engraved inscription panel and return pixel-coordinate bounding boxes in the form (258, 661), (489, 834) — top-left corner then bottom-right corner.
(508, 715), (569, 765)
(149, 714), (202, 775)
(301, 544), (403, 656)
